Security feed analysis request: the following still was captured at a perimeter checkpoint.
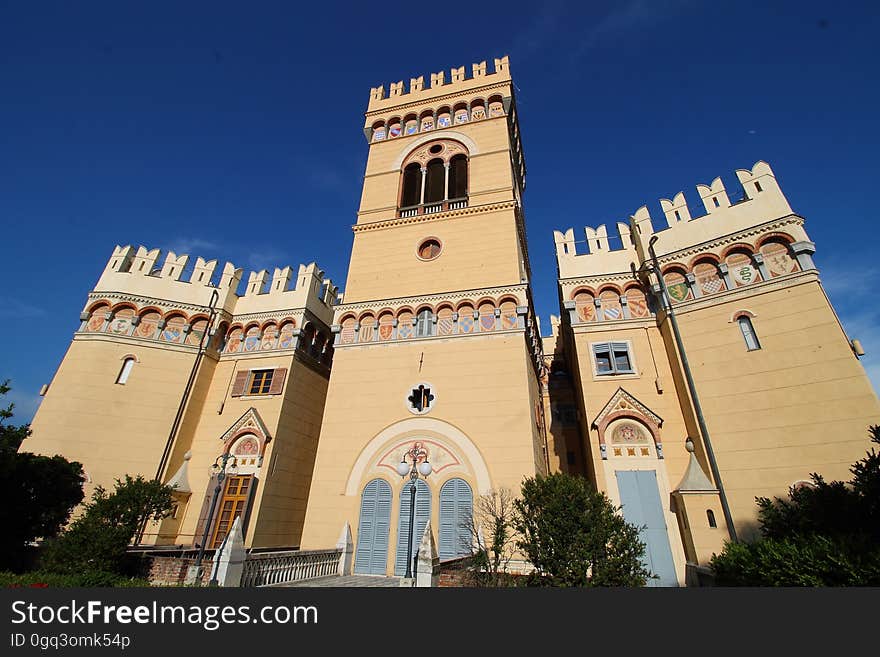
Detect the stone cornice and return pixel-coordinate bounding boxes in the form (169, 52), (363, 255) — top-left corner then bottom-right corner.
(652, 214), (806, 266)
(86, 291), (212, 315)
(333, 326), (525, 349)
(364, 82), (511, 119)
(556, 215), (806, 285)
(570, 317), (656, 334)
(352, 200), (517, 233)
(667, 269), (819, 315)
(334, 283), (529, 315)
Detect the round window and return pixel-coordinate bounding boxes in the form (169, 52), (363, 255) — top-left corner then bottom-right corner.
(429, 144), (443, 155)
(417, 238), (442, 260)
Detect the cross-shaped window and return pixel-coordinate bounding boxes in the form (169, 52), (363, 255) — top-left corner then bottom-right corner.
(407, 385), (434, 413)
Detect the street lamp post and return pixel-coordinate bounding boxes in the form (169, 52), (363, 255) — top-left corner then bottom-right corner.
(193, 451), (239, 585)
(396, 444), (432, 581)
(646, 235), (737, 542)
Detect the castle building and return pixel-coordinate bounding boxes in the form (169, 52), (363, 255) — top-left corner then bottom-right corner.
(25, 56), (879, 585)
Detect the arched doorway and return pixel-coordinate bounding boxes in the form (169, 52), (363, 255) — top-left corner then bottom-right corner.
(354, 479), (392, 575)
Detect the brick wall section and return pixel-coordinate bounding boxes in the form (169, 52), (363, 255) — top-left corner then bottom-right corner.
(147, 555), (214, 586)
(437, 556), (473, 588)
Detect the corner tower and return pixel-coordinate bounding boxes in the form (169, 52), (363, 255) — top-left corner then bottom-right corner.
(301, 57), (546, 574)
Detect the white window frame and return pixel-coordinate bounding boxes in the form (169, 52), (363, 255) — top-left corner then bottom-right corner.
(738, 316), (761, 351)
(591, 341), (636, 376)
(116, 357), (135, 385)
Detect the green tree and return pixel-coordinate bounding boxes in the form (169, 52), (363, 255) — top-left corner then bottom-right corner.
(41, 475), (175, 575)
(513, 472), (651, 587)
(710, 425), (880, 586)
(0, 380), (85, 571)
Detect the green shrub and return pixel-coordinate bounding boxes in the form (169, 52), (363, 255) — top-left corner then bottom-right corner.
(0, 570), (151, 588)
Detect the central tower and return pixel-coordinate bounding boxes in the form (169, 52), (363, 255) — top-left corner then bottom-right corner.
(300, 57), (547, 574)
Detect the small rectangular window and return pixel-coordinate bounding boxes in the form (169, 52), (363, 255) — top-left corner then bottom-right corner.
(592, 342), (635, 375)
(754, 181), (763, 193)
(248, 369), (274, 394)
(712, 196), (719, 207)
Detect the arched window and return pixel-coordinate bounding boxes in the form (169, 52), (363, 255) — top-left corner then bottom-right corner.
(401, 163), (422, 209)
(438, 478), (474, 560)
(415, 309), (433, 337)
(116, 357), (135, 385)
(707, 509), (717, 528)
(448, 154), (467, 200)
(738, 315), (761, 351)
(424, 159), (445, 204)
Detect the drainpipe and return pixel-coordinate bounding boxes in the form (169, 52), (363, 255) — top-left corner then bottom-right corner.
(647, 236), (737, 543)
(135, 289), (220, 545)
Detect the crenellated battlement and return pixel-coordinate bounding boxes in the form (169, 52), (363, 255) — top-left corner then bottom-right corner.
(94, 244), (336, 325)
(555, 161), (805, 279)
(367, 56), (510, 112)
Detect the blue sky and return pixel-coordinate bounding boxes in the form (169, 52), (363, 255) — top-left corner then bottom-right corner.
(2, 1), (878, 423)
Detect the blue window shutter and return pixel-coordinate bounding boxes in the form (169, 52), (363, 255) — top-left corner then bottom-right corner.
(615, 470), (678, 587)
(354, 479), (392, 575)
(439, 478), (473, 560)
(394, 479), (431, 576)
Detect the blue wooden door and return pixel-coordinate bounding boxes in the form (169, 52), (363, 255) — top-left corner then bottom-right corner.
(615, 470), (678, 587)
(354, 479), (392, 575)
(394, 479), (431, 576)
(439, 478), (473, 560)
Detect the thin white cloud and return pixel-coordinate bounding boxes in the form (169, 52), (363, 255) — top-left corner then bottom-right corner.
(166, 237), (223, 256)
(2, 387), (43, 425)
(0, 298), (48, 319)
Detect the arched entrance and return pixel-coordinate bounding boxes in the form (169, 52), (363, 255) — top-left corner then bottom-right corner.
(439, 478), (473, 560)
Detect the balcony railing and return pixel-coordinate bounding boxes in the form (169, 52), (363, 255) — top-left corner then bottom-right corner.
(398, 197), (468, 218)
(241, 548), (342, 587)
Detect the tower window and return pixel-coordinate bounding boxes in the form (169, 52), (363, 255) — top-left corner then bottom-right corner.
(448, 154), (468, 199)
(417, 238), (442, 261)
(707, 509), (717, 528)
(415, 309), (434, 337)
(424, 159), (445, 204)
(738, 316), (761, 351)
(116, 357), (135, 385)
(401, 163), (421, 208)
(248, 369), (274, 395)
(754, 181), (763, 192)
(592, 342), (634, 375)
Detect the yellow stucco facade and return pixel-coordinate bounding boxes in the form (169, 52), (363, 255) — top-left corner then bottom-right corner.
(23, 56), (879, 584)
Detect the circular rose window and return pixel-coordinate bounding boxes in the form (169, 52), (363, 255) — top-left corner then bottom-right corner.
(417, 238), (442, 261)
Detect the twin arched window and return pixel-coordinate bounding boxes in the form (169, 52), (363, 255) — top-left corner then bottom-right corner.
(399, 141), (469, 215)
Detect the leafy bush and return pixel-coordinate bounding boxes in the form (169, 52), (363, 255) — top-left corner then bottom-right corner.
(513, 472), (651, 587)
(41, 475), (174, 575)
(0, 380), (85, 571)
(710, 425), (880, 586)
(0, 570), (151, 588)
